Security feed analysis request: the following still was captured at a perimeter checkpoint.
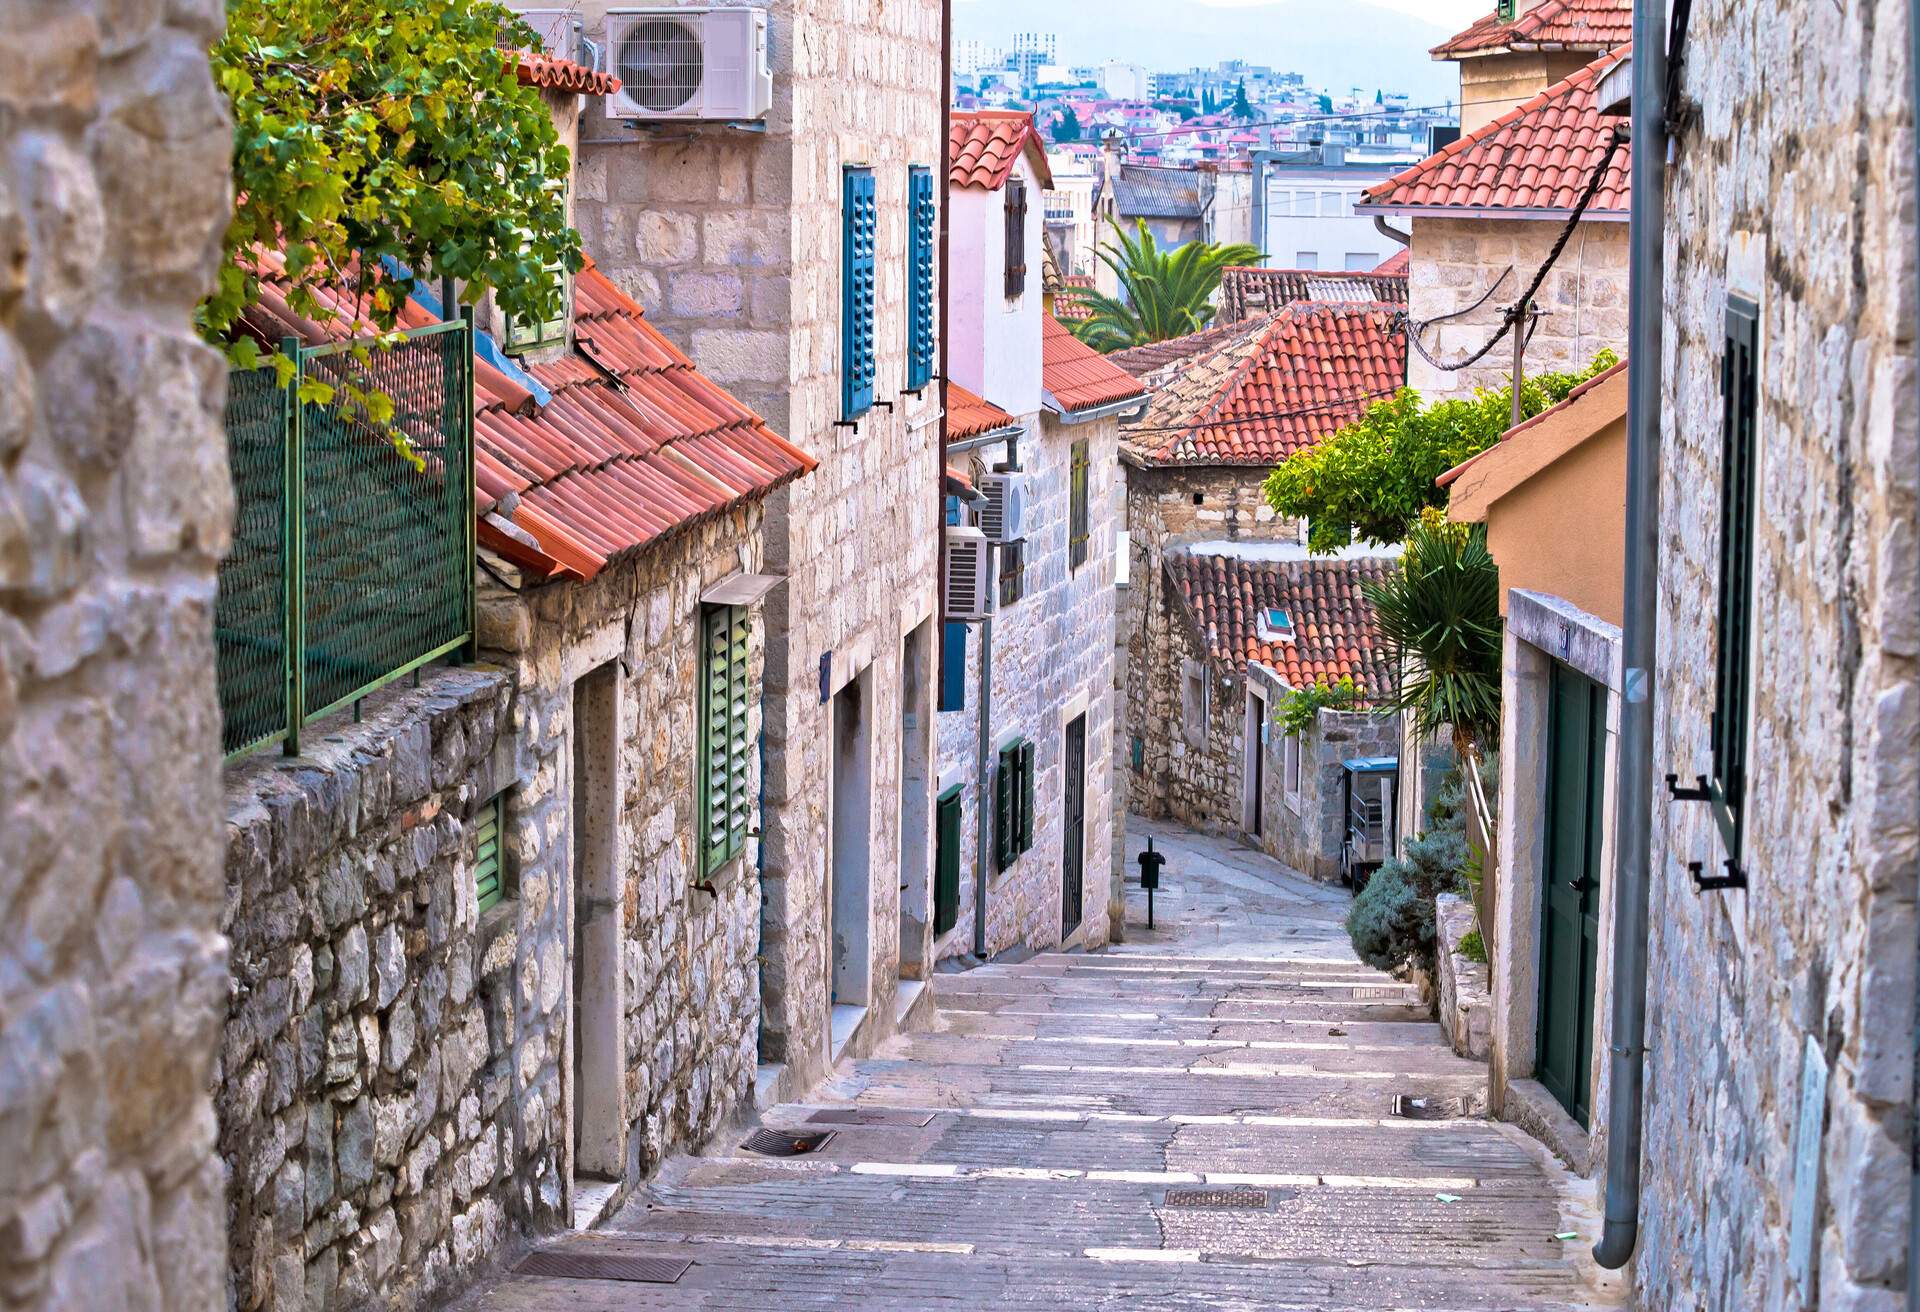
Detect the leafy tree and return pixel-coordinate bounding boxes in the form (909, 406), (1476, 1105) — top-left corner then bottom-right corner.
(1263, 350), (1619, 552)
(204, 0), (580, 384)
(1069, 220), (1261, 352)
(1053, 106), (1082, 142)
(1231, 79), (1255, 121)
(1317, 93), (1333, 113)
(1275, 675), (1360, 737)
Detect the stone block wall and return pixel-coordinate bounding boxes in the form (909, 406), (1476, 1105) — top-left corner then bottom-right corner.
(0, 2), (234, 1307)
(1406, 216), (1628, 401)
(1636, 0), (1919, 1304)
(1252, 686), (1399, 882)
(1126, 570), (1245, 832)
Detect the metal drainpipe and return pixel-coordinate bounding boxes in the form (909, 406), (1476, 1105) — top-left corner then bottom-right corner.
(1909, 0), (1920, 1302)
(1594, 3), (1669, 1273)
(973, 616), (993, 957)
(936, 0), (952, 693)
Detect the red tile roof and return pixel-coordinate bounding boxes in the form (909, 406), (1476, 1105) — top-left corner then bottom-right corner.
(1054, 274), (1096, 322)
(1168, 551), (1397, 700)
(1108, 319), (1250, 386)
(1373, 248), (1411, 276)
(950, 110), (1054, 191)
(1218, 266), (1409, 322)
(1360, 46), (1631, 217)
(946, 382), (1020, 439)
(1043, 314), (1149, 415)
(1432, 0), (1632, 58)
(512, 50), (622, 96)
(1122, 304), (1406, 467)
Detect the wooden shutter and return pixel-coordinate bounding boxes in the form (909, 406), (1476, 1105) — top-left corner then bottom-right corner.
(998, 539), (1024, 607)
(1018, 739), (1036, 853)
(1069, 440), (1090, 569)
(908, 165), (936, 391)
(996, 743), (1016, 872)
(1711, 295), (1759, 857)
(473, 793), (505, 913)
(700, 604), (753, 874)
(842, 167), (877, 419)
(1005, 179), (1028, 298)
(939, 622), (968, 712)
(934, 787), (963, 935)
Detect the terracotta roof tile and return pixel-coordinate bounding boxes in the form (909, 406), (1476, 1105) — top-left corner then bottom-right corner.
(1054, 273), (1096, 322)
(1108, 319), (1250, 387)
(1373, 248), (1411, 276)
(1360, 46), (1631, 216)
(950, 110), (1053, 191)
(1169, 551), (1397, 700)
(1122, 304), (1406, 467)
(1043, 314), (1149, 414)
(1432, 0), (1632, 58)
(1218, 266), (1409, 322)
(512, 50), (622, 96)
(946, 382), (1020, 439)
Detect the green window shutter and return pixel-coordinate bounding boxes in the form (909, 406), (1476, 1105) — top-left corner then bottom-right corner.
(1018, 739), (1036, 853)
(1711, 295), (1759, 859)
(908, 166), (936, 392)
(934, 786), (963, 935)
(724, 604), (752, 866)
(699, 604), (754, 875)
(473, 793), (505, 913)
(1069, 440), (1090, 569)
(995, 744), (1016, 872)
(842, 166), (877, 420)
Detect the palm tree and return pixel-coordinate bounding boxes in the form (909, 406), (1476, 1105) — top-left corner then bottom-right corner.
(1069, 220), (1261, 353)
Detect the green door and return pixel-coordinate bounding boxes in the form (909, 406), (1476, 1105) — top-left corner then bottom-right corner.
(934, 787), (963, 937)
(1537, 661), (1605, 1126)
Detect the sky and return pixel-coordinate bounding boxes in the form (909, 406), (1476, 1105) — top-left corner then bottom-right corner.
(1190, 0), (1486, 27)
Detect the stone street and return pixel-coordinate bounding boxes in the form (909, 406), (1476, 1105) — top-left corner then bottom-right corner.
(460, 820), (1626, 1310)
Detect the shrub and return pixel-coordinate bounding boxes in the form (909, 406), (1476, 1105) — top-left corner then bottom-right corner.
(1346, 861), (1430, 971)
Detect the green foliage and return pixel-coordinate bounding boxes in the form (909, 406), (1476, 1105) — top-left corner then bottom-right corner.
(1263, 351), (1618, 552)
(1230, 79), (1254, 121)
(1458, 928), (1487, 965)
(1275, 675), (1359, 737)
(1362, 513), (1504, 755)
(1053, 106), (1082, 142)
(203, 0), (580, 364)
(1346, 753), (1484, 971)
(1069, 220), (1262, 352)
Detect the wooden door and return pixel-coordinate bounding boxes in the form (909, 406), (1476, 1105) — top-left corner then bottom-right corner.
(1537, 662), (1605, 1127)
(1062, 715), (1086, 936)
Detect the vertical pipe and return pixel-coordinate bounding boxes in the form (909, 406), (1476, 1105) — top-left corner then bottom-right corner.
(1909, 0), (1920, 1301)
(936, 0), (952, 688)
(1594, 7), (1668, 1272)
(282, 334), (304, 757)
(973, 616), (994, 957)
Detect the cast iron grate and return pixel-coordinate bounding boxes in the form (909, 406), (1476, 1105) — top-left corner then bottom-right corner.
(1163, 1187), (1270, 1210)
(806, 1107), (937, 1128)
(512, 1251), (692, 1284)
(1393, 1094), (1470, 1120)
(1352, 986), (1412, 1000)
(742, 1128), (837, 1156)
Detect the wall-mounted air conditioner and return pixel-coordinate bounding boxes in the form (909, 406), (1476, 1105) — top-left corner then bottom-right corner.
(945, 526), (995, 622)
(976, 472), (1031, 544)
(512, 6), (584, 63)
(604, 8), (773, 122)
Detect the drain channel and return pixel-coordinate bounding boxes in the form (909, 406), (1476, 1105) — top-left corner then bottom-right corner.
(742, 1128), (837, 1156)
(807, 1107), (938, 1128)
(1162, 1187), (1270, 1209)
(513, 1251), (692, 1284)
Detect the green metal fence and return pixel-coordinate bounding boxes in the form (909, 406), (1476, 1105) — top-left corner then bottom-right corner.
(216, 317), (476, 758)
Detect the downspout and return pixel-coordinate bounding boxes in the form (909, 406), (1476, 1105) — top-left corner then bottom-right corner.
(973, 616), (993, 957)
(936, 0), (952, 695)
(1594, 5), (1669, 1273)
(1373, 215), (1410, 247)
(1909, 0), (1920, 1303)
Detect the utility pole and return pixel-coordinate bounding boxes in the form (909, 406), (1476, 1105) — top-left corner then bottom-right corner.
(1510, 299), (1529, 429)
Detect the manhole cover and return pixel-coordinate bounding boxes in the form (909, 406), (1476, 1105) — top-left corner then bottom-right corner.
(1163, 1187), (1270, 1209)
(513, 1251), (692, 1284)
(807, 1107), (937, 1128)
(742, 1128), (837, 1156)
(1393, 1094), (1469, 1120)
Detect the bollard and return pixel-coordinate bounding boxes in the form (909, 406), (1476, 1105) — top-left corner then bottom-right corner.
(1137, 837), (1166, 929)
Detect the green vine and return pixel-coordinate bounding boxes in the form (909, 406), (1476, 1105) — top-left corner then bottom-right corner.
(1275, 675), (1361, 737)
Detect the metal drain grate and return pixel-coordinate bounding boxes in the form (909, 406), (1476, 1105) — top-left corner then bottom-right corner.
(742, 1127), (837, 1156)
(1163, 1187), (1270, 1209)
(806, 1107), (937, 1128)
(1352, 986), (1411, 1000)
(513, 1251), (692, 1284)
(1393, 1094), (1469, 1120)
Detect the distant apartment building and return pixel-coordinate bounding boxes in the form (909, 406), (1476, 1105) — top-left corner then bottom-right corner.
(1256, 147), (1414, 271)
(955, 38), (1005, 77)
(1099, 62), (1151, 100)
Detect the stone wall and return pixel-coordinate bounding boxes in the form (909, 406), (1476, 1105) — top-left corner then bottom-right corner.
(1126, 571), (1244, 831)
(219, 672), (540, 1312)
(0, 2), (234, 1307)
(1636, 0), (1920, 1304)
(1406, 215), (1627, 401)
(1249, 678), (1399, 883)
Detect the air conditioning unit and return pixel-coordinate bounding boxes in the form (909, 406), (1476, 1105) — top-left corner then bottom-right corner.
(604, 8), (773, 122)
(511, 6), (583, 63)
(976, 472), (1031, 544)
(945, 526), (995, 622)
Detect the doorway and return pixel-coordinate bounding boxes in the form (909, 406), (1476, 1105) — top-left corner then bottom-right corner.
(1537, 661), (1605, 1127)
(1061, 714), (1086, 938)
(898, 623), (934, 978)
(1243, 688), (1267, 837)
(570, 662), (625, 1181)
(830, 671), (873, 1010)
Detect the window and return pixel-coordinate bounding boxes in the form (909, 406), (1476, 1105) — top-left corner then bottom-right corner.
(1496, 0), (1517, 18)
(1711, 294), (1759, 860)
(1344, 252), (1377, 271)
(842, 166), (877, 420)
(939, 621), (968, 712)
(1294, 251), (1319, 270)
(1283, 732), (1302, 802)
(1319, 191), (1344, 216)
(1005, 177), (1029, 298)
(1181, 661), (1209, 746)
(698, 604), (753, 875)
(1068, 439), (1090, 569)
(472, 792), (507, 913)
(502, 181), (573, 354)
(908, 165), (937, 391)
(998, 539), (1025, 607)
(995, 738), (1036, 872)
(934, 786), (963, 935)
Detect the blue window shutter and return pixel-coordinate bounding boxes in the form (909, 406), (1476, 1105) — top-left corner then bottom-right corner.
(842, 166), (877, 419)
(908, 166), (936, 391)
(939, 622), (968, 712)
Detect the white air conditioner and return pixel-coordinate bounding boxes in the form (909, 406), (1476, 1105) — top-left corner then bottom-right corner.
(511, 6), (583, 63)
(976, 472), (1031, 544)
(945, 526), (995, 622)
(604, 8), (773, 122)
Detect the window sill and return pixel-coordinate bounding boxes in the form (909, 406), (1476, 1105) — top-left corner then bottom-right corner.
(696, 851), (753, 898)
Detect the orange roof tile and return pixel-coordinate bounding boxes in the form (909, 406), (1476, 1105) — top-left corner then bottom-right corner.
(1432, 0), (1632, 58)
(1122, 304), (1406, 467)
(1360, 46), (1630, 217)
(1043, 314), (1149, 415)
(1373, 248), (1411, 276)
(950, 110), (1053, 191)
(1108, 319), (1250, 387)
(946, 382), (1020, 439)
(1054, 274), (1096, 322)
(1218, 266), (1409, 322)
(512, 50), (622, 96)
(1168, 551), (1397, 700)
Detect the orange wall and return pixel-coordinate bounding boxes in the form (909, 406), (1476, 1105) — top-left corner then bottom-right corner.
(1481, 415), (1627, 626)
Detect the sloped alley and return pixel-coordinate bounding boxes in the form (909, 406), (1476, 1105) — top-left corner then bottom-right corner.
(459, 821), (1624, 1310)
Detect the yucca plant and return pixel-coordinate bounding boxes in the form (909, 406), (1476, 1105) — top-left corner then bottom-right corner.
(1069, 220), (1261, 352)
(1362, 511), (1503, 759)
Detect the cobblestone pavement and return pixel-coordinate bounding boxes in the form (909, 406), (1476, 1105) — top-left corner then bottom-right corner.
(462, 820), (1626, 1310)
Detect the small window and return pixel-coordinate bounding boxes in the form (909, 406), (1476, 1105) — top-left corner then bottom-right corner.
(1344, 252), (1376, 271)
(842, 166), (877, 420)
(1496, 0), (1517, 19)
(939, 621), (968, 712)
(698, 604), (754, 874)
(1711, 294), (1760, 860)
(995, 739), (1036, 871)
(908, 165), (937, 391)
(998, 539), (1026, 607)
(1283, 732), (1302, 800)
(473, 792), (507, 913)
(1181, 662), (1209, 746)
(1256, 608), (1296, 645)
(503, 182), (573, 354)
(1005, 178), (1030, 298)
(1068, 439), (1090, 569)
(934, 786), (963, 935)
(1294, 251), (1319, 270)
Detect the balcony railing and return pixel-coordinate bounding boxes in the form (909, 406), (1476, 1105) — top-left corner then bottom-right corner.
(216, 317), (476, 758)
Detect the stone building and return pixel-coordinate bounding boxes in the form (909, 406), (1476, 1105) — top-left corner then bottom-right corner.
(1428, 0), (1631, 134)
(1356, 46), (1631, 400)
(567, 0), (946, 1094)
(0, 2), (235, 1307)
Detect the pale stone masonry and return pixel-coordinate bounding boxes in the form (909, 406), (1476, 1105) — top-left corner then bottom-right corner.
(1634, 2), (1919, 1304)
(0, 2), (234, 1307)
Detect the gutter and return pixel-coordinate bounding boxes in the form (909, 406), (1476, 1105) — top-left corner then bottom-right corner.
(1043, 392), (1150, 425)
(1593, 14), (1667, 1273)
(1353, 204), (1630, 223)
(1373, 215), (1411, 247)
(948, 421), (1028, 454)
